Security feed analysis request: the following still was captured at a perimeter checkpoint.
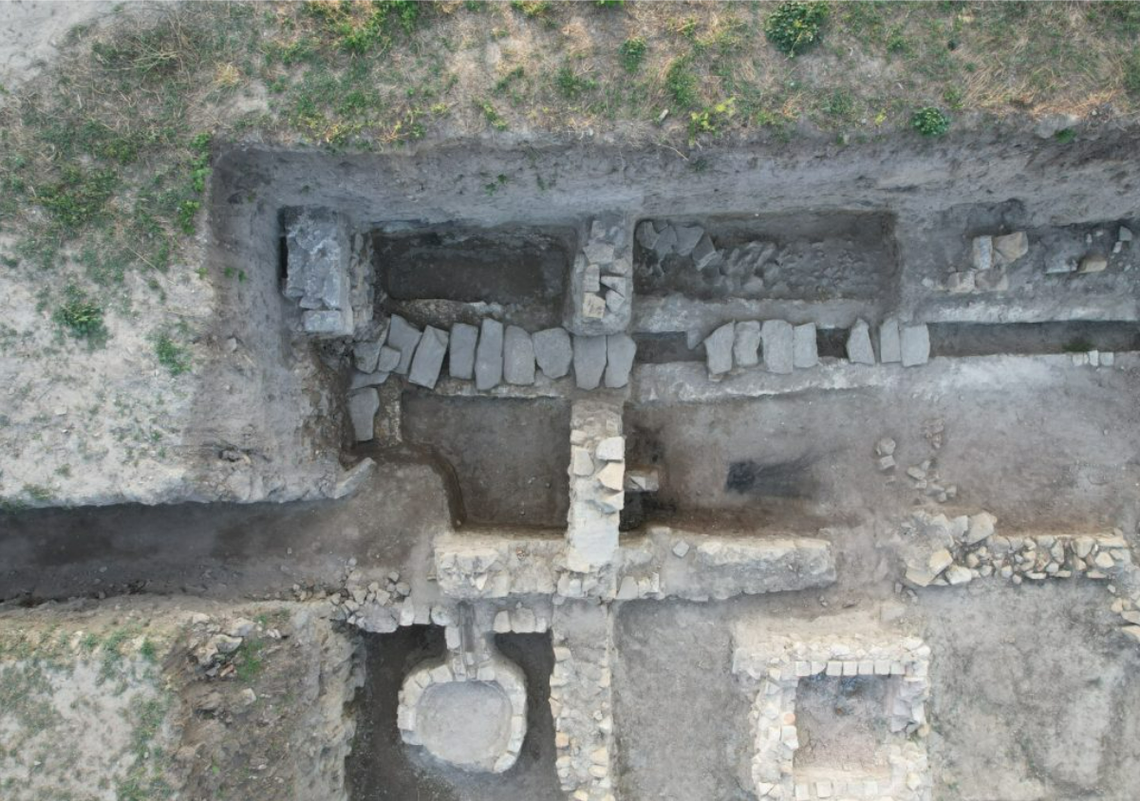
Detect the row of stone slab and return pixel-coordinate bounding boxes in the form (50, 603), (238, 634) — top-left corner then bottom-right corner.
(353, 315), (637, 392)
(703, 319), (931, 376)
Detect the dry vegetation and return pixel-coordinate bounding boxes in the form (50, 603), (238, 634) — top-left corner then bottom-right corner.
(0, 0), (1138, 405)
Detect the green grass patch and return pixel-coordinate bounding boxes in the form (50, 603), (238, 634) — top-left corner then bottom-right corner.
(1125, 48), (1140, 95)
(555, 64), (597, 100)
(154, 333), (190, 376)
(37, 166), (118, 228)
(911, 105), (950, 136)
(665, 57), (699, 108)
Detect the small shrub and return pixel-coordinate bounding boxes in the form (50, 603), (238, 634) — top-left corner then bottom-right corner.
(38, 166), (118, 228)
(689, 97), (736, 140)
(511, 1), (550, 18)
(665, 57), (698, 108)
(1054, 127), (1076, 144)
(476, 98), (508, 131)
(764, 1), (828, 57)
(55, 288), (107, 342)
(619, 37), (647, 73)
(155, 334), (190, 376)
(911, 106), (950, 136)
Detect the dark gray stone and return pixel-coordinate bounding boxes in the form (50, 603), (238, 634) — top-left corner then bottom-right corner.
(475, 319), (504, 391)
(351, 371), (389, 390)
(302, 309), (353, 337)
(673, 224), (704, 257)
(691, 233), (719, 270)
(448, 323), (478, 380)
(387, 315), (422, 375)
(503, 326), (536, 385)
(533, 328), (572, 379)
(377, 345), (400, 373)
(604, 334), (637, 388)
(761, 320), (794, 374)
(704, 322), (735, 376)
(283, 207), (351, 312)
(573, 335), (607, 390)
(846, 319), (875, 365)
(354, 339), (384, 373)
(408, 326), (448, 389)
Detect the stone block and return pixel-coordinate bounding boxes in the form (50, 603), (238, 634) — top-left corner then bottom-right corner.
(283, 207), (351, 311)
(900, 324), (931, 367)
(971, 235), (994, 271)
(846, 319), (875, 365)
(354, 339), (384, 373)
(475, 319), (504, 391)
(388, 315), (422, 375)
(792, 323), (818, 369)
(302, 309), (353, 337)
(573, 335), (607, 390)
(691, 233), (719, 270)
(534, 328), (573, 379)
(880, 317), (901, 363)
(448, 323), (479, 380)
(673, 224), (704, 256)
(408, 326), (448, 389)
(1079, 253), (1108, 274)
(605, 334), (636, 388)
(377, 346), (400, 373)
(503, 326), (536, 385)
(704, 322), (735, 376)
(733, 321), (761, 368)
(348, 388), (380, 443)
(761, 320), (794, 374)
(993, 231), (1028, 264)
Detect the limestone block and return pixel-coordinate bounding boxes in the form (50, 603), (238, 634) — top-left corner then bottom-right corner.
(704, 322), (736, 376)
(901, 324), (931, 367)
(761, 320), (794, 374)
(503, 326), (536, 386)
(846, 319), (875, 365)
(475, 319), (504, 391)
(573, 336), (607, 390)
(348, 389), (380, 443)
(733, 321), (761, 368)
(880, 317), (902, 363)
(408, 325), (448, 389)
(534, 328), (573, 379)
(449, 322), (479, 380)
(604, 334), (636, 388)
(792, 323), (818, 369)
(388, 314), (422, 375)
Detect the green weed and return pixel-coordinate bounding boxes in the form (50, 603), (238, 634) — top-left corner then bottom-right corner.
(665, 57), (698, 108)
(555, 64), (597, 100)
(619, 37), (647, 73)
(155, 334), (190, 376)
(55, 288), (108, 343)
(765, 1), (828, 57)
(911, 105), (950, 136)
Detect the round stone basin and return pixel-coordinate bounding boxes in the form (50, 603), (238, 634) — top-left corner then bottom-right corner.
(416, 680), (513, 771)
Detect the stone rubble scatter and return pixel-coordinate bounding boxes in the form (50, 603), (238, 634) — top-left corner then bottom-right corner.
(574, 218), (632, 335)
(283, 207), (356, 337)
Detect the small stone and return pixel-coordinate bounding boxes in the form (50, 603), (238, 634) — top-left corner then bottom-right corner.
(875, 437), (896, 456)
(1094, 551), (1116, 570)
(581, 292), (607, 319)
(672, 540), (690, 558)
(503, 326), (536, 386)
(387, 315), (422, 375)
(493, 611), (511, 633)
(1079, 253), (1108, 274)
(583, 263), (601, 293)
(605, 288), (625, 312)
(596, 437), (624, 462)
(408, 325), (448, 389)
(704, 322), (736, 376)
(879, 317), (902, 363)
(1045, 254), (1076, 275)
(846, 319), (875, 365)
(604, 334), (637, 388)
(354, 339), (383, 373)
(573, 335), (608, 390)
(971, 236), (994, 271)
(793, 323), (818, 369)
(946, 565), (973, 585)
(1119, 226), (1133, 243)
(475, 319), (504, 391)
(533, 328), (573, 379)
(965, 512), (996, 545)
(448, 323), (479, 380)
(571, 446), (594, 477)
(596, 462), (624, 491)
(636, 220), (660, 250)
(993, 231), (1029, 264)
(878, 455), (896, 471)
(761, 320), (794, 374)
(733, 321), (761, 368)
(652, 225), (678, 258)
(616, 576), (639, 600)
(901, 324), (931, 367)
(929, 549), (953, 576)
(350, 371), (389, 390)
(947, 271), (976, 293)
(376, 346), (400, 373)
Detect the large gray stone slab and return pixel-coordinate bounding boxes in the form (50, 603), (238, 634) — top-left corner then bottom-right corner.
(475, 319), (504, 391)
(283, 207), (351, 312)
(354, 339), (384, 373)
(846, 319), (876, 365)
(793, 323), (818, 369)
(704, 322), (735, 376)
(348, 388), (380, 443)
(901, 324), (931, 367)
(503, 326), (536, 385)
(605, 334), (636, 388)
(388, 315), (422, 375)
(879, 317), (901, 363)
(533, 328), (572, 379)
(302, 309), (353, 338)
(733, 321), (761, 368)
(351, 371), (389, 390)
(409, 326), (448, 389)
(573, 335), (607, 390)
(448, 323), (478, 380)
(761, 320), (793, 375)
(377, 345), (400, 373)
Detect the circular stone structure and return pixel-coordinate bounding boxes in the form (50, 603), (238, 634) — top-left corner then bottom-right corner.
(398, 651), (528, 773)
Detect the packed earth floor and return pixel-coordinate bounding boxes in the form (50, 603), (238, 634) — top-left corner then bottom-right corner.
(3, 4), (1140, 801)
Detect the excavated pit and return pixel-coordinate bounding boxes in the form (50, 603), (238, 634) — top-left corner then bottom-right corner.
(5, 135), (1140, 801)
